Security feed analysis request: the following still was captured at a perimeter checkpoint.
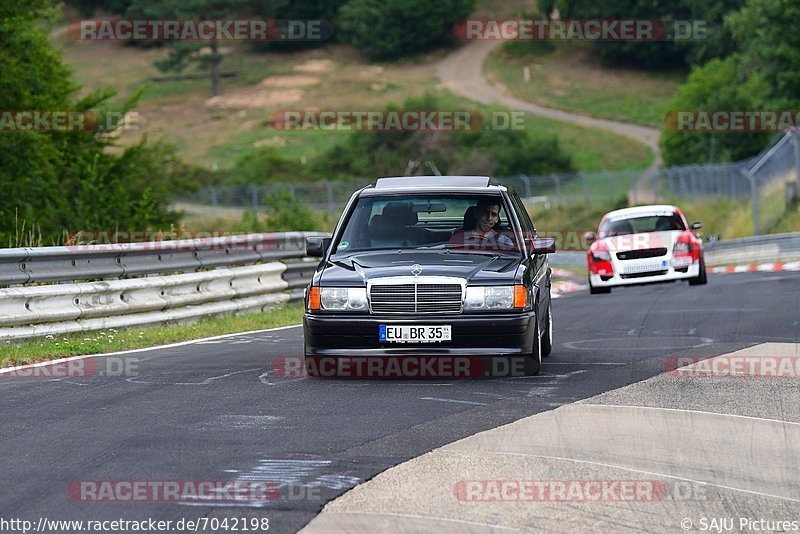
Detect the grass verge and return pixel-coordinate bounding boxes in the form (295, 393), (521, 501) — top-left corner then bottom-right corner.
(0, 301), (305, 368)
(484, 43), (684, 128)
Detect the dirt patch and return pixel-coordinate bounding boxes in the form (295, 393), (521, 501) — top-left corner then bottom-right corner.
(206, 89), (303, 109)
(253, 137), (287, 148)
(294, 59), (335, 73)
(359, 66), (384, 77)
(260, 75), (320, 87)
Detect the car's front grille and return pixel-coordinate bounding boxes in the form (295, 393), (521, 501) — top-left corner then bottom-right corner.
(616, 248), (668, 260)
(620, 270), (668, 279)
(370, 283), (463, 314)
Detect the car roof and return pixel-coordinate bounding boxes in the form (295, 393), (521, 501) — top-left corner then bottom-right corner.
(604, 204), (680, 220)
(372, 175), (498, 191)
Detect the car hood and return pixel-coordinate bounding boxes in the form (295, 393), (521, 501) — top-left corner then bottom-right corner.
(601, 231), (679, 253)
(320, 250), (522, 285)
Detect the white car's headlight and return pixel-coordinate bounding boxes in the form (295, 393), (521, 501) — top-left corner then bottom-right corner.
(464, 286), (515, 310)
(320, 287), (368, 311)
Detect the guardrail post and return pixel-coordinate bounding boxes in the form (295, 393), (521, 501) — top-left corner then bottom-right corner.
(326, 181), (335, 213)
(249, 184), (259, 209)
(519, 174), (531, 198)
(792, 132), (800, 188)
(552, 174), (562, 207)
(581, 173), (588, 204)
(741, 168), (760, 236)
(209, 186), (218, 207)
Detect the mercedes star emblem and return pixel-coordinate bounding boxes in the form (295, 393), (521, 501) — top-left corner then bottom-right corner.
(411, 264), (423, 276)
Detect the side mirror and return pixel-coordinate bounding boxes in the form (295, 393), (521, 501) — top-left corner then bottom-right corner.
(584, 231), (597, 244)
(691, 221), (702, 230)
(306, 237), (331, 258)
(529, 237), (557, 254)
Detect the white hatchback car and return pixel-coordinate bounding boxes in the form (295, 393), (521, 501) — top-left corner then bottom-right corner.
(585, 205), (706, 294)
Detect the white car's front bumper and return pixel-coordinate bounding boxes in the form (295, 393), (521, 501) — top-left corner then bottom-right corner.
(589, 257), (701, 287)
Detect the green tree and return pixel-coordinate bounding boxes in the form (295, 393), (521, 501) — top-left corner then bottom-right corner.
(0, 1), (192, 245)
(555, 0), (692, 68)
(659, 56), (771, 165)
(683, 0), (745, 66)
(338, 0), (475, 59)
(126, 0), (261, 96)
(727, 0), (800, 108)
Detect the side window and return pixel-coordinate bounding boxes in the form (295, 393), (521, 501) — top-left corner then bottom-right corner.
(510, 193), (535, 237)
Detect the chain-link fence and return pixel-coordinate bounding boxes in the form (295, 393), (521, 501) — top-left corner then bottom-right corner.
(178, 131), (800, 236)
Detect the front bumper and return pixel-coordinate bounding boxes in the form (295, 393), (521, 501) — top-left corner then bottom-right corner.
(589, 259), (701, 287)
(304, 312), (535, 356)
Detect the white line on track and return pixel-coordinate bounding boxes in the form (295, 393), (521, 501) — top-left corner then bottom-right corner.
(579, 403), (800, 427)
(312, 512), (522, 532)
(440, 450), (800, 504)
(419, 397), (487, 406)
(126, 368), (261, 386)
(546, 362), (624, 365)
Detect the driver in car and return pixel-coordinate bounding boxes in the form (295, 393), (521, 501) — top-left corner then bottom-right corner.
(449, 198), (516, 250)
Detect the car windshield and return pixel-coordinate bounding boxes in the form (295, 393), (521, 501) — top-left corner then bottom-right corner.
(600, 213), (685, 237)
(331, 194), (520, 254)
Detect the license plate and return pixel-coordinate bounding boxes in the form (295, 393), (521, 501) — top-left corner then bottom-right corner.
(379, 325), (452, 343)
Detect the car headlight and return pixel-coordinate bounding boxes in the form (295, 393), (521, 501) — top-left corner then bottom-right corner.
(465, 286), (516, 310)
(319, 287), (367, 311)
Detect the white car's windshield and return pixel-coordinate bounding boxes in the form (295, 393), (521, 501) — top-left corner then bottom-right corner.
(600, 214), (685, 237)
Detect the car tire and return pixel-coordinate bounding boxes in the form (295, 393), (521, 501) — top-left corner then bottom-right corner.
(588, 276), (611, 294)
(689, 257), (708, 285)
(541, 301), (553, 358)
(524, 317), (542, 376)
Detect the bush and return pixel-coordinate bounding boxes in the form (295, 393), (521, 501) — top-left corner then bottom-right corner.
(231, 148), (311, 184)
(311, 95), (575, 178)
(260, 190), (325, 231)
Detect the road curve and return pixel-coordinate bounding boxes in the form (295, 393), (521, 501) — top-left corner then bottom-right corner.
(436, 40), (662, 167)
(1, 271), (798, 533)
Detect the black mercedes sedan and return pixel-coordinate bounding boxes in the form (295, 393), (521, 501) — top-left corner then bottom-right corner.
(303, 176), (556, 377)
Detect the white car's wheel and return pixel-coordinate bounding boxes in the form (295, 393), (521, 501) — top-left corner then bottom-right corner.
(689, 258), (708, 285)
(588, 276), (611, 294)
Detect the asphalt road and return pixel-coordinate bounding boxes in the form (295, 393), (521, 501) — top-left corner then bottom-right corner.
(1, 271), (798, 533)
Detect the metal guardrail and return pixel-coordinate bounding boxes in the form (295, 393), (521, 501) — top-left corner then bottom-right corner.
(547, 233), (800, 268)
(704, 232), (800, 266)
(0, 232), (326, 340)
